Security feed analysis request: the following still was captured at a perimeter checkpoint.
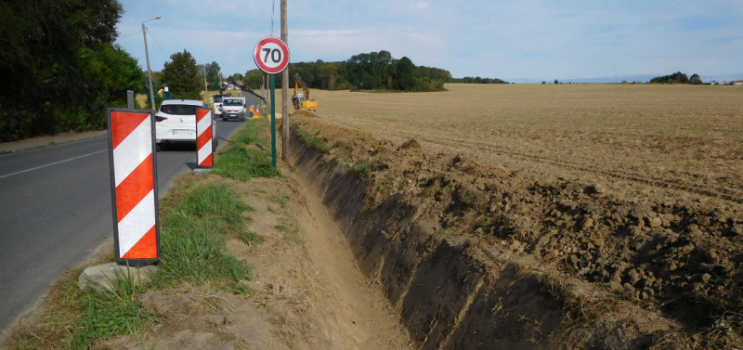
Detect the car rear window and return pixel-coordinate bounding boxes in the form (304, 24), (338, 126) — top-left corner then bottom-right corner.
(213, 95), (224, 103)
(223, 99), (243, 106)
(160, 104), (196, 115)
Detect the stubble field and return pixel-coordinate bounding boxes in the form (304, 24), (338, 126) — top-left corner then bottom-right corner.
(310, 83), (743, 205)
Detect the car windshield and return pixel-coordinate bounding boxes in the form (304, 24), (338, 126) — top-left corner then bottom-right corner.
(223, 99), (243, 106)
(159, 104), (196, 115)
(213, 95), (224, 103)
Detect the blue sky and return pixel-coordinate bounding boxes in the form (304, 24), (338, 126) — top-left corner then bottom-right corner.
(115, 0), (743, 81)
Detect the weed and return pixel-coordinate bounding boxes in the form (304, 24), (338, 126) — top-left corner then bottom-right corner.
(353, 162), (370, 178)
(269, 195), (290, 209)
(275, 219), (305, 245)
(293, 125), (333, 153)
(237, 230), (263, 246)
(378, 172), (395, 194)
(67, 270), (156, 349)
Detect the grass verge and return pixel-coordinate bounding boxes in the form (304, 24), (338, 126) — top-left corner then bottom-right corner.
(5, 119), (278, 349)
(215, 119), (279, 181)
(152, 182), (253, 295)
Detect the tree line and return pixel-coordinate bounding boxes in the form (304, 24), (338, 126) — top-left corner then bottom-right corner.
(650, 71), (703, 84)
(452, 77), (510, 84)
(0, 0), (144, 142)
(243, 50), (452, 92)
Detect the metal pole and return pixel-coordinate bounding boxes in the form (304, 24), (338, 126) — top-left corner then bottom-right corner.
(143, 23), (156, 112)
(204, 64), (209, 105)
(127, 90), (135, 110)
(270, 75), (277, 168)
(280, 0), (289, 161)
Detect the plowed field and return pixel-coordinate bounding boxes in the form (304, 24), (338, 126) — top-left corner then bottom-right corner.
(310, 83), (743, 205)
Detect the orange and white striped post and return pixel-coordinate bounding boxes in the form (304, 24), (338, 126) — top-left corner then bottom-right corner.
(196, 107), (213, 168)
(107, 108), (160, 266)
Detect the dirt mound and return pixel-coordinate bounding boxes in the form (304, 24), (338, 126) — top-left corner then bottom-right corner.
(289, 116), (743, 349)
(291, 110), (319, 118)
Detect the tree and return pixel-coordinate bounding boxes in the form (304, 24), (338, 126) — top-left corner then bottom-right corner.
(226, 73), (244, 83)
(392, 57), (416, 91)
(196, 61), (222, 89)
(554, 79), (559, 84)
(162, 50), (201, 99)
(0, 0), (140, 141)
(689, 73), (703, 85)
(650, 71), (689, 84)
(245, 69), (264, 89)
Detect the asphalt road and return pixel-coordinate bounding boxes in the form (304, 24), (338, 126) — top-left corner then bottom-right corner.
(0, 94), (259, 333)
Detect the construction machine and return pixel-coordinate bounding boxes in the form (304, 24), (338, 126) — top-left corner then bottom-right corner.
(292, 74), (318, 112)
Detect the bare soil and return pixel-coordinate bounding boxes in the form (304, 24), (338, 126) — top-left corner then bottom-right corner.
(289, 114), (743, 349)
(95, 170), (412, 349)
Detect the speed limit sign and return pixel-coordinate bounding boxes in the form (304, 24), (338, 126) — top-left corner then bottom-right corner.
(253, 37), (290, 74)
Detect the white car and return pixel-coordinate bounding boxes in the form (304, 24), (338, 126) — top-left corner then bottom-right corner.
(219, 97), (247, 121)
(155, 99), (217, 151)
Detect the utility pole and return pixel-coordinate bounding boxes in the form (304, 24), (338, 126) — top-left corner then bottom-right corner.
(142, 16), (161, 112)
(280, 0), (289, 161)
(203, 63), (209, 105)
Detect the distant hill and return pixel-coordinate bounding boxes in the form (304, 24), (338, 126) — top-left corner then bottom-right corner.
(506, 74), (743, 84)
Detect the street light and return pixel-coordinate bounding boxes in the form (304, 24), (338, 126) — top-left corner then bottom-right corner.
(204, 63), (210, 104)
(142, 16), (161, 112)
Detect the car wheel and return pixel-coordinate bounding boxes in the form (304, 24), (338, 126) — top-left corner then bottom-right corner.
(222, 117), (227, 121)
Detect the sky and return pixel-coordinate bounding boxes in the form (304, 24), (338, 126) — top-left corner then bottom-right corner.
(115, 0), (743, 82)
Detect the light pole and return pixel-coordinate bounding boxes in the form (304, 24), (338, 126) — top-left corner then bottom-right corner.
(142, 15), (161, 112)
(204, 63), (209, 104)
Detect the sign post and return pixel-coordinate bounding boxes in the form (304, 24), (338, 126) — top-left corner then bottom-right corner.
(253, 36), (290, 168)
(106, 108), (160, 266)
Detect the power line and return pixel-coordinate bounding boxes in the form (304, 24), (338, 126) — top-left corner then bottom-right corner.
(118, 29), (142, 38)
(145, 27), (168, 58)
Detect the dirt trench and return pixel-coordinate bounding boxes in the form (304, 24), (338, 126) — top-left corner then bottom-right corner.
(287, 117), (743, 350)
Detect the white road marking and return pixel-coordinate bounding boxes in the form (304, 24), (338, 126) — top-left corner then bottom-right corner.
(0, 149), (107, 180)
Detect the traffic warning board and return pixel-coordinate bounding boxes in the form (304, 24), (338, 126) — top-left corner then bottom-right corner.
(196, 107), (213, 167)
(106, 108), (160, 266)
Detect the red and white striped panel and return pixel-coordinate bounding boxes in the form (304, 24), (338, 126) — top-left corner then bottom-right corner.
(196, 108), (213, 167)
(109, 110), (159, 261)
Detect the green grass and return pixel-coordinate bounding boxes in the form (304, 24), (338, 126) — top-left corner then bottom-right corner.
(152, 183), (253, 294)
(293, 125), (333, 153)
(237, 230), (263, 246)
(353, 162), (370, 178)
(67, 271), (156, 349)
(214, 119), (279, 181)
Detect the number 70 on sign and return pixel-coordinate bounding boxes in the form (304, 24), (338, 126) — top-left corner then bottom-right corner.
(253, 37), (290, 74)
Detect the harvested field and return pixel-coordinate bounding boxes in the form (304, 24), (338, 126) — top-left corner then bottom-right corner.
(283, 81), (743, 349)
(308, 83), (743, 205)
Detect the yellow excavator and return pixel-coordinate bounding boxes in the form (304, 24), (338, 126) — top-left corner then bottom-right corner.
(292, 73), (318, 112)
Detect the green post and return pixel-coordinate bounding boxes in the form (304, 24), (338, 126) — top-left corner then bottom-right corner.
(270, 74), (277, 168)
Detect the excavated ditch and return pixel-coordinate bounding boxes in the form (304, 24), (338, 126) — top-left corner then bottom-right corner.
(287, 116), (743, 350)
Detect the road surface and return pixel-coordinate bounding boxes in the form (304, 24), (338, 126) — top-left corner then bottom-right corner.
(0, 94), (259, 334)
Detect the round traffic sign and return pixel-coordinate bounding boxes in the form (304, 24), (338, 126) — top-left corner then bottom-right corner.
(253, 37), (290, 74)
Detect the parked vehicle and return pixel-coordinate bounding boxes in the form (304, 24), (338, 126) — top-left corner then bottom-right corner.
(155, 99), (217, 151)
(219, 96), (247, 121)
(211, 94), (230, 119)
